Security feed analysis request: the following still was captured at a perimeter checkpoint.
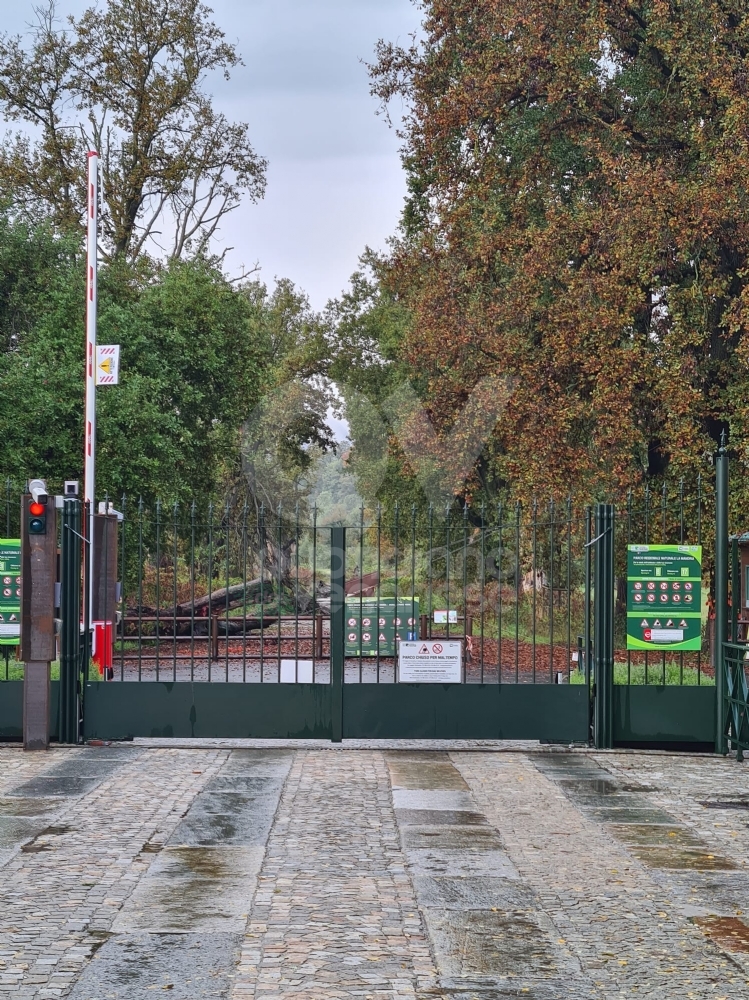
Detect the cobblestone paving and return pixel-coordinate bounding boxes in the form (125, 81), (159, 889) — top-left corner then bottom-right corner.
(2, 744), (749, 999)
(231, 750), (436, 1000)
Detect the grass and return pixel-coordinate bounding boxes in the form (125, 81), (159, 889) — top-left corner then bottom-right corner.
(569, 660), (714, 686)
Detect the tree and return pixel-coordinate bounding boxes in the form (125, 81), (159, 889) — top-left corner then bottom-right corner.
(0, 212), (267, 503)
(368, 0), (749, 504)
(0, 0), (266, 260)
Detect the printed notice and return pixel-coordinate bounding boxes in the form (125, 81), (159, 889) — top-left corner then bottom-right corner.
(398, 640), (462, 683)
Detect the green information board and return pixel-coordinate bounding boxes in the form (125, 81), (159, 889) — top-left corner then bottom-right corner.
(345, 598), (419, 657)
(0, 538), (21, 646)
(627, 544), (702, 651)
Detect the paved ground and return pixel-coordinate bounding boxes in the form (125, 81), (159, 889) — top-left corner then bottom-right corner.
(1, 743), (749, 998)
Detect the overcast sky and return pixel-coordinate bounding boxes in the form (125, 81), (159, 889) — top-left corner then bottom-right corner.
(4, 0), (420, 310)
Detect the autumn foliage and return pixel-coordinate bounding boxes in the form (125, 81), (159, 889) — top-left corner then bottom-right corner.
(370, 0), (749, 503)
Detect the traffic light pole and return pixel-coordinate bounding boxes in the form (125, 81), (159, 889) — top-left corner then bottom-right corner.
(20, 487), (57, 750)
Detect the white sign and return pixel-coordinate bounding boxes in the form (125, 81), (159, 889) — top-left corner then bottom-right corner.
(398, 640), (462, 683)
(279, 659), (314, 683)
(649, 629), (683, 643)
(433, 609), (458, 624)
(95, 345), (121, 385)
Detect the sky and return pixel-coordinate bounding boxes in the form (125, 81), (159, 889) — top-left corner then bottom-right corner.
(3, 0), (421, 310)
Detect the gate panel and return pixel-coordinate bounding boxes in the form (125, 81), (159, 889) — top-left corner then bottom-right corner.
(342, 684), (589, 741)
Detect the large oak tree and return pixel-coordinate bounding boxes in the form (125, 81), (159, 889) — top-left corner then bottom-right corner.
(368, 0), (749, 504)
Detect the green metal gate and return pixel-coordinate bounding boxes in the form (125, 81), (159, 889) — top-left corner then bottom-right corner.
(0, 475), (722, 748)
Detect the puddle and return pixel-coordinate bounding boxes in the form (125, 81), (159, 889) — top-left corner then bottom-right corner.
(402, 826), (504, 850)
(395, 809), (489, 827)
(630, 847), (737, 871)
(388, 763), (470, 790)
(8, 775), (99, 798)
(0, 797), (59, 816)
(113, 845), (266, 933)
(608, 824), (701, 848)
(584, 807), (677, 825)
(414, 875), (536, 910)
(557, 779), (621, 795)
(424, 907), (564, 977)
(694, 915), (749, 953)
(406, 848), (521, 878)
(700, 800), (749, 810)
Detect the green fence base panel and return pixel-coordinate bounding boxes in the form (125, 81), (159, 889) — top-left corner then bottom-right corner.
(83, 682), (590, 743)
(0, 680), (60, 742)
(343, 684), (589, 742)
(613, 686), (716, 748)
(83, 682), (334, 741)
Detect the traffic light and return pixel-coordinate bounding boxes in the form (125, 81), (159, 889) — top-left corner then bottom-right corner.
(27, 478), (48, 535)
(28, 499), (47, 534)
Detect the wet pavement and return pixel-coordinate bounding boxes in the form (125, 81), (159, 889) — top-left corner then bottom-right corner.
(1, 744), (749, 998)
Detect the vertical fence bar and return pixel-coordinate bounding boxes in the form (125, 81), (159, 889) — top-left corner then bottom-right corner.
(584, 506), (592, 697)
(276, 506), (282, 683)
(566, 497), (572, 682)
(242, 502), (248, 684)
(155, 500), (161, 682)
(207, 503), (214, 681)
(330, 526), (345, 742)
(137, 498), (143, 682)
(497, 503), (503, 685)
(626, 489), (632, 685)
(515, 502), (521, 683)
(697, 473), (702, 684)
(479, 504), (485, 683)
(225, 502), (231, 682)
(173, 503), (179, 682)
(259, 506), (265, 683)
(462, 504), (468, 684)
(715, 436), (729, 754)
(593, 503), (615, 749)
(376, 505), (382, 682)
(190, 502), (196, 682)
(549, 499), (555, 683)
(119, 495), (126, 681)
(531, 499), (537, 683)
(312, 504), (318, 683)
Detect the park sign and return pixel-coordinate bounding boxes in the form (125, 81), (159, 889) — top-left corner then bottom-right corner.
(627, 544), (702, 651)
(345, 598), (419, 657)
(0, 538), (21, 645)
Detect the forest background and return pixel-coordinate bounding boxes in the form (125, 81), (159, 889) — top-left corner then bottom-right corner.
(1, 0), (749, 528)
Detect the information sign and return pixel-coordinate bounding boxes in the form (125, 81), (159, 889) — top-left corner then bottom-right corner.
(433, 609), (458, 624)
(626, 544), (702, 651)
(345, 598), (419, 657)
(0, 538), (21, 645)
(398, 640), (462, 683)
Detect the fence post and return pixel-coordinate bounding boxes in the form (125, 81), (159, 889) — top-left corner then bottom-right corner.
(715, 434), (729, 755)
(330, 526), (345, 743)
(59, 499), (82, 743)
(593, 503), (615, 749)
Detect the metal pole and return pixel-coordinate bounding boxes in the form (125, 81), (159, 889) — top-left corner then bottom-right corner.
(593, 503), (615, 749)
(715, 434), (729, 754)
(330, 526), (345, 743)
(84, 151), (99, 657)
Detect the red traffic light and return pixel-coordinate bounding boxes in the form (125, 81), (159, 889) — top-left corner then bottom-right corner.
(29, 501), (45, 516)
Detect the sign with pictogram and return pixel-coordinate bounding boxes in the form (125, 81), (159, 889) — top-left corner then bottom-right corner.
(345, 598), (419, 657)
(627, 545), (702, 650)
(398, 639), (462, 682)
(95, 345), (120, 385)
(0, 538), (21, 644)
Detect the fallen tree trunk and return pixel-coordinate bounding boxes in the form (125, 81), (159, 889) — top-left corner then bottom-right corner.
(170, 576), (271, 617)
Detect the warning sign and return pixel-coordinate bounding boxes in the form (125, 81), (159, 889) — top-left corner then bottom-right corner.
(95, 344), (121, 385)
(398, 639), (462, 683)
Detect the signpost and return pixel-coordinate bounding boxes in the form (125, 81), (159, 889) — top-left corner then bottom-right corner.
(345, 598), (419, 657)
(0, 538), (21, 645)
(398, 639), (463, 682)
(626, 544), (702, 651)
